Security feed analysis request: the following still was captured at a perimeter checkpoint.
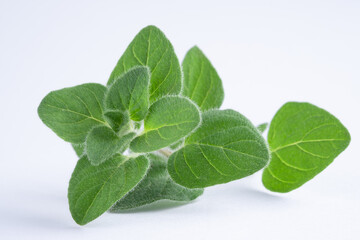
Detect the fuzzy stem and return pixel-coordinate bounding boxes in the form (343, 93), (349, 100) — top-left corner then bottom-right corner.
(158, 148), (172, 157)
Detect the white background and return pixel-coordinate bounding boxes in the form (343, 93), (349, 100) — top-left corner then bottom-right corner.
(1, 0), (359, 239)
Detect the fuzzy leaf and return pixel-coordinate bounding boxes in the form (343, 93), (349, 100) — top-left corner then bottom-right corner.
(182, 46), (224, 111)
(169, 139), (185, 150)
(103, 110), (130, 133)
(107, 26), (182, 103)
(38, 83), (108, 144)
(110, 153), (203, 211)
(168, 109), (270, 188)
(262, 102), (351, 193)
(130, 96), (201, 153)
(85, 126), (136, 165)
(68, 154), (149, 225)
(105, 66), (150, 121)
(72, 144), (85, 157)
(257, 123), (268, 133)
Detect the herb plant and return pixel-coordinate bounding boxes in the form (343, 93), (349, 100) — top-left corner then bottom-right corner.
(38, 25), (351, 225)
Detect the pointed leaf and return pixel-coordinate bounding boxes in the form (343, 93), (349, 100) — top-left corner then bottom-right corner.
(107, 26), (182, 103)
(86, 126), (136, 165)
(257, 123), (268, 133)
(105, 66), (150, 121)
(68, 154), (149, 225)
(38, 83), (108, 143)
(168, 110), (270, 188)
(110, 153), (203, 211)
(130, 96), (201, 153)
(182, 46), (224, 111)
(262, 102), (351, 193)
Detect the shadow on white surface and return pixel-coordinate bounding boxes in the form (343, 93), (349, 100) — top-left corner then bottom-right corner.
(110, 200), (194, 214)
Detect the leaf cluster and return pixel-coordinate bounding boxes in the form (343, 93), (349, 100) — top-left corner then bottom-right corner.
(38, 26), (351, 225)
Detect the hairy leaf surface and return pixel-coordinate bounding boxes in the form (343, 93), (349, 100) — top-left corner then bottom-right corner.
(103, 110), (130, 133)
(130, 96), (201, 153)
(72, 144), (85, 157)
(107, 26), (182, 103)
(38, 83), (107, 143)
(110, 153), (203, 211)
(105, 66), (150, 121)
(262, 102), (351, 193)
(85, 126), (136, 165)
(68, 154), (149, 225)
(168, 109), (270, 188)
(182, 46), (224, 111)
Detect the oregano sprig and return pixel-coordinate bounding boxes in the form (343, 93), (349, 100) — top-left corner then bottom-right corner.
(38, 25), (351, 225)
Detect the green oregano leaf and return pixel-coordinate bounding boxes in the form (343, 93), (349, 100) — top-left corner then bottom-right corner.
(257, 123), (268, 133)
(168, 109), (270, 188)
(182, 46), (224, 111)
(105, 66), (150, 121)
(110, 153), (203, 211)
(107, 25), (182, 103)
(72, 143), (85, 157)
(117, 132), (138, 153)
(262, 102), (351, 193)
(85, 126), (136, 165)
(130, 96), (201, 153)
(103, 110), (130, 133)
(38, 83), (108, 144)
(68, 154), (149, 225)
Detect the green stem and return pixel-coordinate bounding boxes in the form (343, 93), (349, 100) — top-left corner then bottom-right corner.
(158, 149), (172, 157)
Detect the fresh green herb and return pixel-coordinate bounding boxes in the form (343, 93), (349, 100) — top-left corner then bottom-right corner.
(72, 143), (85, 157)
(110, 153), (203, 212)
(38, 83), (108, 144)
(130, 96), (201, 153)
(103, 110), (130, 134)
(262, 102), (350, 192)
(38, 25), (351, 225)
(107, 26), (182, 103)
(68, 154), (149, 225)
(85, 126), (136, 165)
(167, 109), (269, 188)
(182, 46), (224, 111)
(105, 66), (150, 121)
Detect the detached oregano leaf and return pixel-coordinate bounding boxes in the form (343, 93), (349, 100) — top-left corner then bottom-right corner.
(168, 109), (270, 188)
(182, 46), (224, 111)
(110, 153), (203, 211)
(107, 25), (182, 103)
(105, 66), (150, 121)
(262, 102), (351, 193)
(68, 154), (149, 225)
(38, 83), (108, 144)
(130, 96), (201, 153)
(85, 126), (136, 165)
